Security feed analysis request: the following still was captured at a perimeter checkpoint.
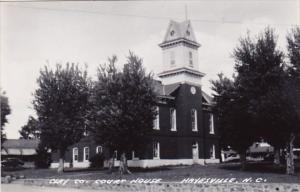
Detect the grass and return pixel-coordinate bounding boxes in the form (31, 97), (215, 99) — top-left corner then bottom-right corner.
(2, 162), (300, 183)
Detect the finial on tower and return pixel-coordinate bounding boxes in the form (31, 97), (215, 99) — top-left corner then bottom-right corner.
(185, 4), (188, 20)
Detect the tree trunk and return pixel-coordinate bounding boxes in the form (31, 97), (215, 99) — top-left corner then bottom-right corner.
(57, 150), (65, 173)
(273, 147), (280, 165)
(286, 133), (295, 175)
(240, 152), (247, 170)
(119, 152), (131, 175)
(108, 156), (115, 173)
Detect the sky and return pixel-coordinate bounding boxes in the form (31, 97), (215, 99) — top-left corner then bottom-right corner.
(1, 0), (299, 139)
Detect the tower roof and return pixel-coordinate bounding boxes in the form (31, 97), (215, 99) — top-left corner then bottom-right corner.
(160, 20), (200, 48)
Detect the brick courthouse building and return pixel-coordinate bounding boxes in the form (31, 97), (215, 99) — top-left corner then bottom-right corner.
(51, 20), (220, 168)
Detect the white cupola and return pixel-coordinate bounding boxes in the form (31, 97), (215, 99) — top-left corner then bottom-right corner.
(158, 20), (205, 86)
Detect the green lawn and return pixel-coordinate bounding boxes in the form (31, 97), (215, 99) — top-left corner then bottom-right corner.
(3, 162), (300, 183)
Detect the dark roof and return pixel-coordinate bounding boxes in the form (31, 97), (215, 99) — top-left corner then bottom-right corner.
(153, 80), (180, 96)
(164, 83), (181, 95)
(202, 90), (214, 104)
(154, 80), (214, 105)
(153, 80), (164, 95)
(2, 139), (39, 149)
(161, 20), (198, 45)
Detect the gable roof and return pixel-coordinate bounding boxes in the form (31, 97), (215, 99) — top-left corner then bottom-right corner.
(154, 80), (214, 105)
(153, 80), (180, 96)
(202, 90), (214, 105)
(2, 139), (39, 149)
(164, 83), (181, 95)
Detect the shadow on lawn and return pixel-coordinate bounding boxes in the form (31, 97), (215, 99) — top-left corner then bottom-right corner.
(62, 166), (170, 173)
(128, 167), (171, 173)
(220, 161), (300, 174)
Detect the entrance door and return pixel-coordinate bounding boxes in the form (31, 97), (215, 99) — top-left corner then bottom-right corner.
(192, 142), (199, 162)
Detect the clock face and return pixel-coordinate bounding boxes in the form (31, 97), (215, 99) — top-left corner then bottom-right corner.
(190, 86), (196, 95)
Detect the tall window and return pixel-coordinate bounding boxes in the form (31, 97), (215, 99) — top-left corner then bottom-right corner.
(189, 51), (193, 67)
(83, 147), (89, 162)
(170, 51), (175, 66)
(153, 142), (160, 159)
(73, 148), (78, 162)
(209, 114), (215, 134)
(114, 150), (118, 159)
(96, 146), (102, 154)
(131, 150), (139, 160)
(210, 145), (216, 159)
(153, 107), (160, 130)
(170, 108), (177, 131)
(191, 109), (198, 131)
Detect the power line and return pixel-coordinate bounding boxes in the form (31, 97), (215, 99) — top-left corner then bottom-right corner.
(5, 4), (300, 27)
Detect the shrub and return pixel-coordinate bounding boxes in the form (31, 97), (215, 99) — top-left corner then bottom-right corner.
(89, 153), (104, 168)
(34, 146), (51, 168)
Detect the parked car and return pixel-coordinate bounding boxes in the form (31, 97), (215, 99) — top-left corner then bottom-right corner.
(294, 148), (300, 160)
(223, 153), (240, 163)
(1, 158), (24, 168)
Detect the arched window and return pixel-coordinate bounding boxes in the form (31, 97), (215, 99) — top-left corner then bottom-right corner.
(170, 51), (175, 66)
(189, 51), (193, 67)
(153, 106), (160, 130)
(170, 108), (177, 131)
(83, 147), (89, 162)
(73, 148), (78, 162)
(191, 109), (198, 131)
(96, 146), (102, 154)
(209, 114), (215, 134)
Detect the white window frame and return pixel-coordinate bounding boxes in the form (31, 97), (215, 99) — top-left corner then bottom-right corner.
(73, 147), (78, 162)
(209, 113), (215, 134)
(153, 142), (160, 159)
(114, 150), (118, 159)
(131, 150), (139, 160)
(96, 146), (102, 154)
(83, 147), (89, 162)
(153, 107), (160, 130)
(170, 108), (177, 131)
(191, 109), (198, 131)
(210, 144), (216, 159)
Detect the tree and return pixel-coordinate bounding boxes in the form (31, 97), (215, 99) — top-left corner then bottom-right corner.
(234, 28), (290, 161)
(33, 63), (91, 173)
(285, 27), (300, 174)
(211, 74), (256, 170)
(91, 53), (157, 174)
(34, 143), (52, 168)
(212, 28), (290, 170)
(19, 116), (40, 140)
(1, 91), (11, 145)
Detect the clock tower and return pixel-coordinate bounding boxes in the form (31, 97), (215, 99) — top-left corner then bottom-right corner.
(158, 20), (205, 86)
